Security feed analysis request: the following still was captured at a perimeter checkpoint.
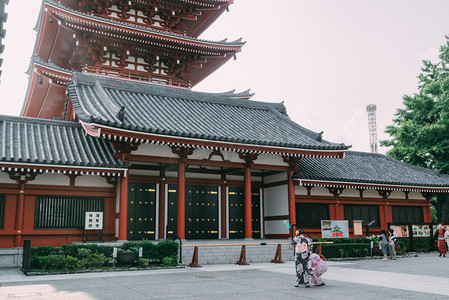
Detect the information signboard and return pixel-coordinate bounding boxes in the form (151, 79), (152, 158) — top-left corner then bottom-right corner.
(321, 220), (349, 238)
(85, 212), (104, 230)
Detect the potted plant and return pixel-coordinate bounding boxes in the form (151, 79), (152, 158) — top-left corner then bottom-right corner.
(117, 246), (138, 266)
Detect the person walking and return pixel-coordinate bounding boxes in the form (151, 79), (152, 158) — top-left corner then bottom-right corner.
(379, 229), (389, 260)
(291, 229), (312, 287)
(444, 226), (449, 251)
(434, 223), (447, 257)
(388, 228), (397, 260)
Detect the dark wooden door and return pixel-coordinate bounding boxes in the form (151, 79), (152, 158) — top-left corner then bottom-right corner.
(127, 183), (157, 240)
(228, 187), (261, 239)
(167, 185), (218, 239)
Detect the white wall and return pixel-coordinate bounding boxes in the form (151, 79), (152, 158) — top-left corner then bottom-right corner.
(265, 220), (289, 235)
(340, 188), (359, 197)
(30, 173), (70, 186)
(129, 169), (159, 176)
(264, 172), (287, 184)
(76, 175), (113, 187)
(389, 191), (406, 199)
(132, 144), (178, 157)
(0, 171), (16, 184)
(264, 185), (288, 216)
(363, 189), (383, 198)
(310, 187), (333, 197)
(255, 154), (288, 166)
(409, 191), (425, 200)
(295, 186), (308, 195)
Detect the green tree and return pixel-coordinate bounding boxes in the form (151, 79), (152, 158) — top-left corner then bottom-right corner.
(381, 36), (449, 223)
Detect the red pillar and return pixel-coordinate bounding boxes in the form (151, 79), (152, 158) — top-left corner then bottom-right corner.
(244, 165), (252, 239)
(220, 177), (227, 239)
(158, 178), (166, 239)
(177, 161), (186, 239)
(423, 201), (432, 223)
(288, 169), (296, 228)
(14, 183), (25, 247)
(118, 174), (129, 241)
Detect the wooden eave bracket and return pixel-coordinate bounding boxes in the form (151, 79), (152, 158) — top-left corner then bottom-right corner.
(111, 141), (140, 164)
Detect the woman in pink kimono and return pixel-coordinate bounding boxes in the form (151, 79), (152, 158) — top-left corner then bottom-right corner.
(309, 253), (327, 286)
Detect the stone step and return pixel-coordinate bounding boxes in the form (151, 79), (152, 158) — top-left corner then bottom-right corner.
(180, 244), (294, 265)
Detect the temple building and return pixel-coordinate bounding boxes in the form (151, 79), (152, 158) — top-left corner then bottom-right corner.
(0, 0), (448, 248)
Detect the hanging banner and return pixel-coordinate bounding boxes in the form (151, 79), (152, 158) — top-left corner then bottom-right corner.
(321, 220), (349, 238)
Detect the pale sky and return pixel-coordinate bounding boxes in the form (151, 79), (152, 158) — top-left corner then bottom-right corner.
(1, 0), (449, 154)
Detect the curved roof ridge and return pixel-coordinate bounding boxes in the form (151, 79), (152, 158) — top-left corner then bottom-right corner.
(72, 72), (284, 113)
(267, 106), (350, 149)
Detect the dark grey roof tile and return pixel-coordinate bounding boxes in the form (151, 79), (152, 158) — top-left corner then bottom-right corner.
(68, 73), (350, 151)
(295, 151), (449, 187)
(0, 115), (125, 168)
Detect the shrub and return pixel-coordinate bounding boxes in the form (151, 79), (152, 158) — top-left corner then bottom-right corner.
(64, 256), (83, 270)
(161, 256), (177, 267)
(84, 253), (109, 268)
(61, 244), (113, 259)
(321, 243), (371, 259)
(139, 258), (149, 268)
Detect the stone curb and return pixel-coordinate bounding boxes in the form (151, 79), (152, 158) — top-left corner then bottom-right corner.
(24, 265), (185, 276)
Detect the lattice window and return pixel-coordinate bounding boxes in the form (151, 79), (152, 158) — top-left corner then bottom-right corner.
(344, 205), (380, 228)
(392, 206), (423, 224)
(296, 203), (329, 229)
(35, 196), (104, 229)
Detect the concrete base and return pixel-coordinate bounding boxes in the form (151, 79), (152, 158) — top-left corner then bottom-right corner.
(0, 248), (23, 267)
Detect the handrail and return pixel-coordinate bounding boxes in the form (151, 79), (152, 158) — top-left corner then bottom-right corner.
(183, 242), (333, 247)
(81, 65), (191, 89)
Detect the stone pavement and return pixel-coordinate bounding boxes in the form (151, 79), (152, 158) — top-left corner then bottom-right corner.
(0, 252), (448, 299)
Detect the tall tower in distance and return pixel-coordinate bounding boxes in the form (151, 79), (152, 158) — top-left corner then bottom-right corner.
(366, 104), (378, 153)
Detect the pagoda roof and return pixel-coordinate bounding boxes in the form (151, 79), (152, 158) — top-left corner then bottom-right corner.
(0, 0), (8, 79)
(0, 114), (125, 171)
(21, 56), (73, 119)
(57, 0), (233, 38)
(294, 151), (449, 192)
(44, 0), (245, 48)
(68, 73), (349, 155)
(32, 0), (244, 87)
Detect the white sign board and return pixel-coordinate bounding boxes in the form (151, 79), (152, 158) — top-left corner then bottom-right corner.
(321, 220), (349, 238)
(85, 212), (103, 230)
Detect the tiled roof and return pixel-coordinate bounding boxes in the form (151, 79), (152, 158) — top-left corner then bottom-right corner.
(68, 72), (349, 151)
(0, 115), (125, 168)
(295, 151), (449, 187)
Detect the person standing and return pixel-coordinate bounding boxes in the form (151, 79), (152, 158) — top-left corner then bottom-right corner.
(434, 223), (447, 257)
(291, 229), (312, 287)
(388, 228), (397, 260)
(379, 229), (389, 260)
(444, 226), (449, 251)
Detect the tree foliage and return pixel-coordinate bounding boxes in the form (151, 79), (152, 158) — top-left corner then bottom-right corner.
(381, 36), (449, 174)
(381, 36), (449, 223)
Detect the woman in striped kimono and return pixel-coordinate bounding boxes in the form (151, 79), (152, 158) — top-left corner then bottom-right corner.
(291, 230), (312, 287)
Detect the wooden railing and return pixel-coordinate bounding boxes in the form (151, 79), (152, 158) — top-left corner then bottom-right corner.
(82, 65), (191, 89)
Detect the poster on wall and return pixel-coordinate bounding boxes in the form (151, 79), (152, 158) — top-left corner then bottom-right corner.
(389, 225), (409, 237)
(321, 220), (349, 238)
(412, 225), (430, 237)
(353, 220), (363, 236)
